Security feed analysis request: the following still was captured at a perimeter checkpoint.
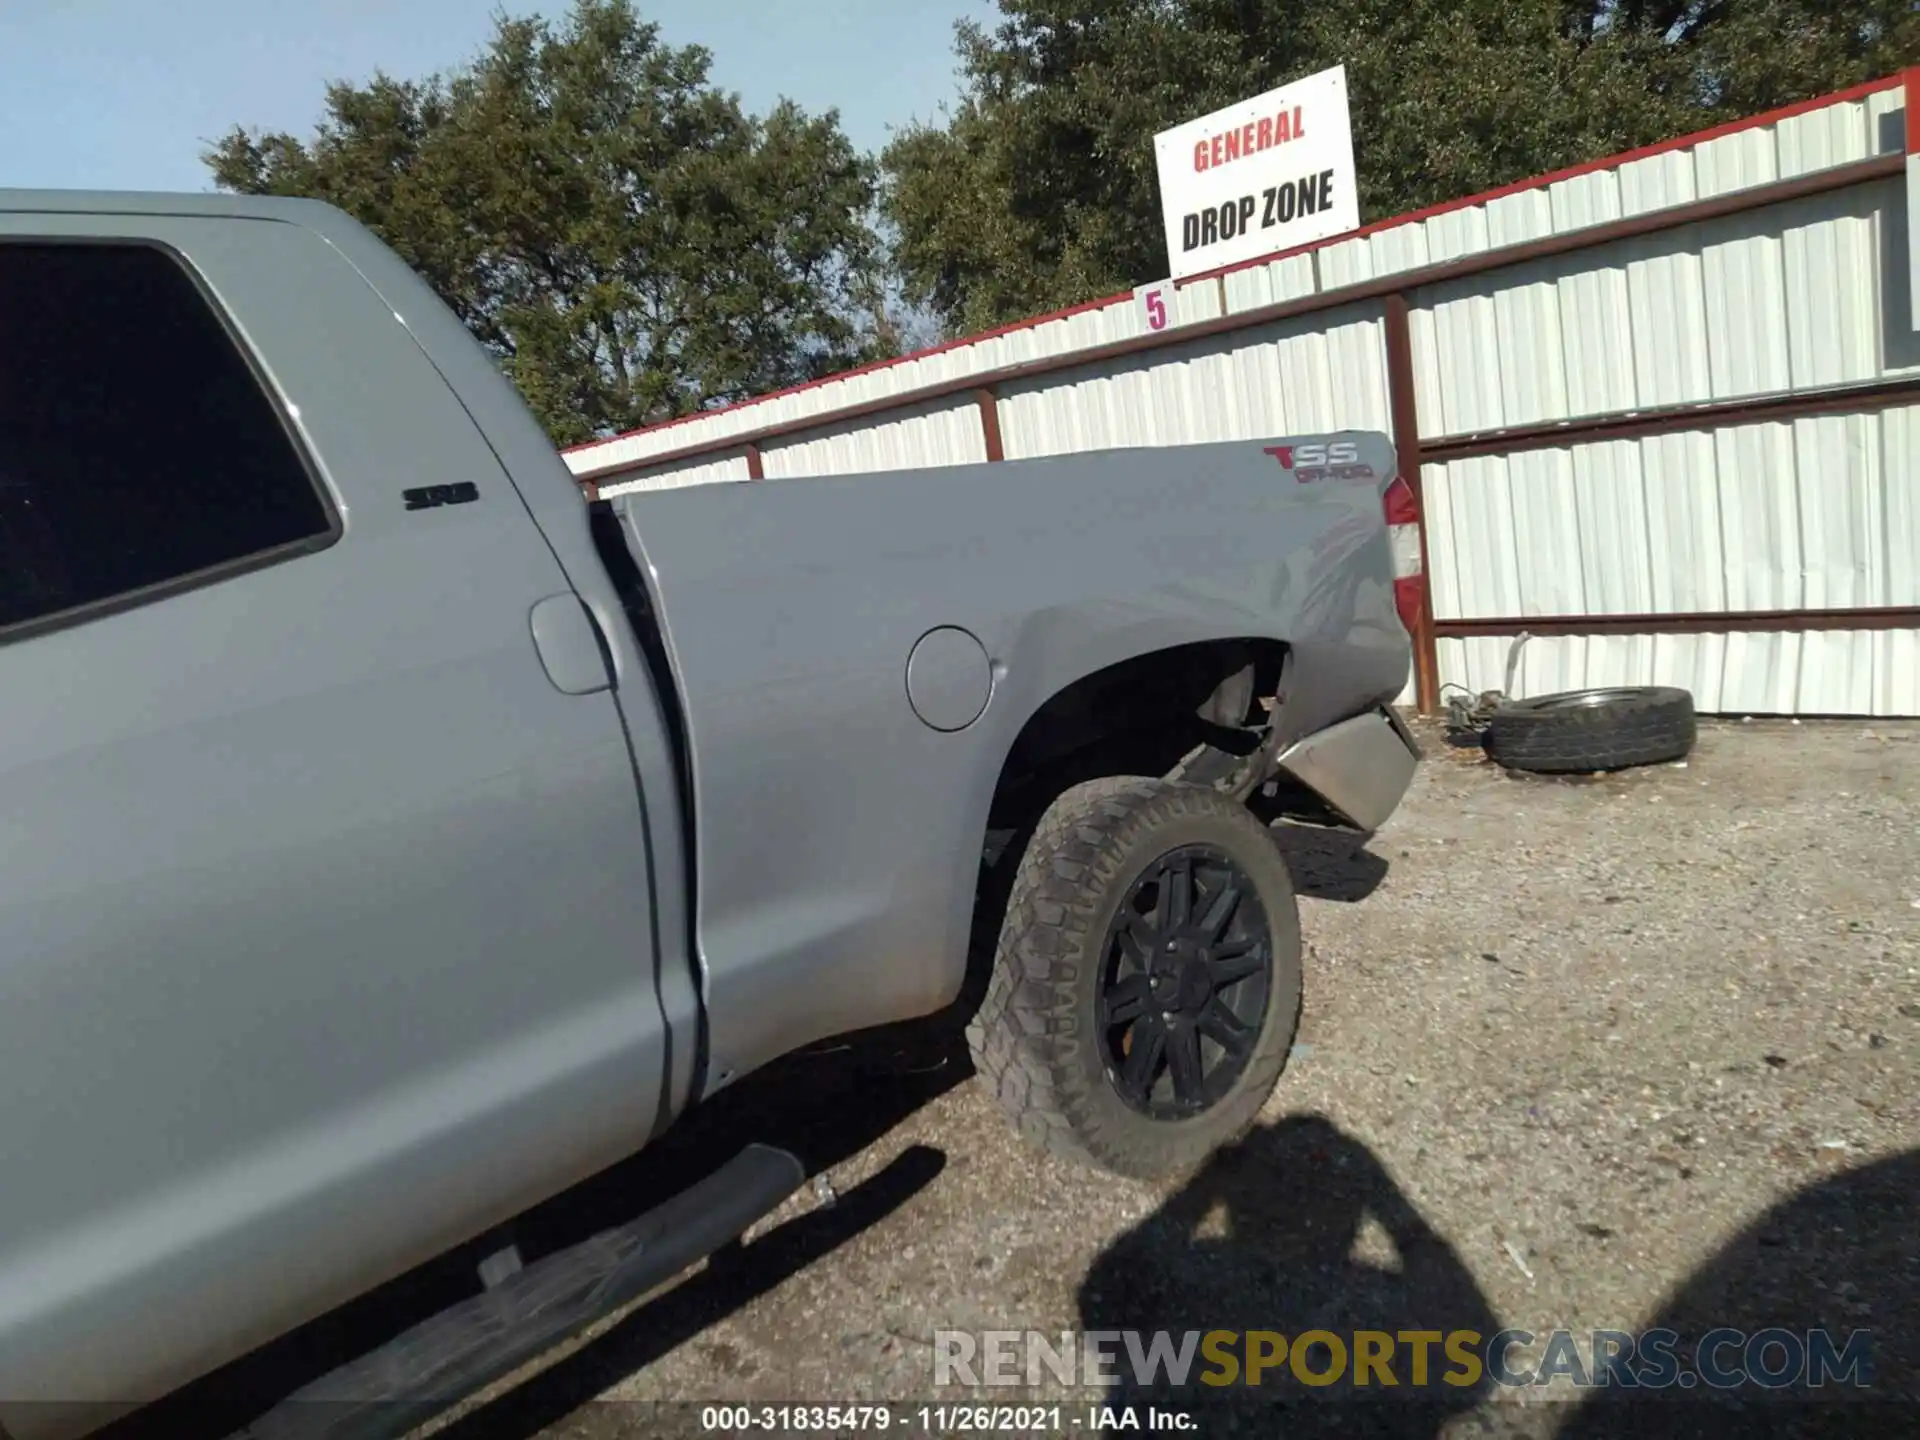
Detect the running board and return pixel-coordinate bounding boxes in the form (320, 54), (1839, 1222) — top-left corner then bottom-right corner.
(230, 1143), (807, 1440)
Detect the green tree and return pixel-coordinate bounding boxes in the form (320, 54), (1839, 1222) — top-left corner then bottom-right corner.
(208, 0), (886, 444)
(883, 0), (1918, 336)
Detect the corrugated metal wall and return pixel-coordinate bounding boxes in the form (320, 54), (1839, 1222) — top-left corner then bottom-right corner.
(998, 304), (1391, 460)
(761, 398), (989, 477)
(1429, 405), (1920, 713)
(569, 76), (1919, 717)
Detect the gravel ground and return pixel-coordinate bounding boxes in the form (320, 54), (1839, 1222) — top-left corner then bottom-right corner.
(419, 718), (1920, 1440)
(137, 719), (1915, 1440)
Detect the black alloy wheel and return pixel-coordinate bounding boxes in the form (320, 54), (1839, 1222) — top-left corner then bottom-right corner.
(1096, 844), (1272, 1119)
(966, 776), (1303, 1178)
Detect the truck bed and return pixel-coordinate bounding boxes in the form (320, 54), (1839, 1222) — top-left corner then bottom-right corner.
(608, 436), (1408, 1088)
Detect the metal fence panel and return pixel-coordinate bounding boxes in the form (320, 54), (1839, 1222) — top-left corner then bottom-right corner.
(998, 307), (1390, 460)
(1428, 403), (1919, 712)
(598, 452), (751, 497)
(1426, 404), (1918, 619)
(1410, 177), (1915, 438)
(1439, 629), (1919, 717)
(761, 399), (988, 478)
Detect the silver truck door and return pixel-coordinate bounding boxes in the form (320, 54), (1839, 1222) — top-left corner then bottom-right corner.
(0, 214), (669, 1423)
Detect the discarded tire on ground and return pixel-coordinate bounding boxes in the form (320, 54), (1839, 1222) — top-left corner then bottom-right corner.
(1483, 686), (1696, 774)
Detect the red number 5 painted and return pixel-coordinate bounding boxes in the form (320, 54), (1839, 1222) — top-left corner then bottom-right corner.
(1134, 280), (1172, 332)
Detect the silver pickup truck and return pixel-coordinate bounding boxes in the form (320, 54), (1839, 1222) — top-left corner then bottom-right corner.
(0, 192), (1419, 1438)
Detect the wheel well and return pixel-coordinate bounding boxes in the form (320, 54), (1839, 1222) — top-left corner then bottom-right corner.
(873, 640), (1294, 1053)
(890, 639), (1290, 1041)
(984, 638), (1289, 832)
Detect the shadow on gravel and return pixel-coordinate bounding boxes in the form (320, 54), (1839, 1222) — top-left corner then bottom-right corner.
(1267, 824), (1389, 904)
(100, 1037), (966, 1440)
(1556, 1147), (1918, 1440)
(1078, 1113), (1495, 1438)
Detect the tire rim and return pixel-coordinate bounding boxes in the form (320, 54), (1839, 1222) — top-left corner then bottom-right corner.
(1096, 843), (1273, 1120)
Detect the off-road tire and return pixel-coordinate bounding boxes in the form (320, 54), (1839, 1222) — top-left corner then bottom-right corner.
(1483, 686), (1696, 774)
(966, 776), (1303, 1179)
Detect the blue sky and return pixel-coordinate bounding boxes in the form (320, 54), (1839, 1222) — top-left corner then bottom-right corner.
(1, 0), (998, 192)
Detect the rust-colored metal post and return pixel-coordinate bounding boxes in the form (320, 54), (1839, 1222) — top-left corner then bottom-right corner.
(975, 387), (1005, 462)
(743, 442), (765, 480)
(1382, 293), (1440, 714)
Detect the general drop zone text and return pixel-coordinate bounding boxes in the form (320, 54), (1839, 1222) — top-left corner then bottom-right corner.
(1182, 170), (1338, 254)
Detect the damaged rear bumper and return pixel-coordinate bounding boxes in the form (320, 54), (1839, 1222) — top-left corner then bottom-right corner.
(1271, 705), (1422, 834)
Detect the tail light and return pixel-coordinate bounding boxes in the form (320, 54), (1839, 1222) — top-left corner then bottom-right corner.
(1383, 475), (1425, 638)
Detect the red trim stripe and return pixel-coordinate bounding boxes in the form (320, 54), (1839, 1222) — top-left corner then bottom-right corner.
(1907, 67), (1919, 156)
(565, 70), (1907, 460)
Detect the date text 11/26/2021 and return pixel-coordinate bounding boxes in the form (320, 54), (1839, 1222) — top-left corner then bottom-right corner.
(698, 1404), (1196, 1432)
(1181, 168), (1337, 255)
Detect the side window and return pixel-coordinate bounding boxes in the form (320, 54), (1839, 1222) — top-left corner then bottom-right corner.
(0, 241), (334, 637)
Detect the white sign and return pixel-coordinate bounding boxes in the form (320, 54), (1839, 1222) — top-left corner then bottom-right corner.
(1133, 278), (1175, 333)
(1151, 65), (1359, 282)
